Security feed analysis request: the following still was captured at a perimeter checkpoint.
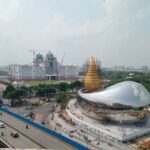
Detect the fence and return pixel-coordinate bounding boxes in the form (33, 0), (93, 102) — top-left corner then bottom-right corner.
(0, 107), (89, 150)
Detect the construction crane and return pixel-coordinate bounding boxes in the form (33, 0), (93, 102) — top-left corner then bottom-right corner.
(57, 53), (65, 80)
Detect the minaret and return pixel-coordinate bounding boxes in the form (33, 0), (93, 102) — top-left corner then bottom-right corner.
(84, 56), (101, 92)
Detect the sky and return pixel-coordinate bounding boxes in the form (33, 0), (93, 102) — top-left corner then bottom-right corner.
(0, 0), (150, 67)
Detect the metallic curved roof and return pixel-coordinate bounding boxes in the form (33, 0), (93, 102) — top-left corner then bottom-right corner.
(78, 81), (150, 108)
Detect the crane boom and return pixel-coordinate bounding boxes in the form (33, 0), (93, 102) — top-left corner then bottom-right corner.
(57, 53), (65, 80)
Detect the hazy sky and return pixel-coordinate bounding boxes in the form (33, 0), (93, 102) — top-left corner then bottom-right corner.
(0, 0), (150, 67)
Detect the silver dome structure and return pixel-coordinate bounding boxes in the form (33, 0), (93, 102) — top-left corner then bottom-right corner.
(78, 81), (150, 108)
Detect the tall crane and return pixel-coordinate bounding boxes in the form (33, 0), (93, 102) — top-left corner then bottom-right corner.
(57, 53), (65, 80)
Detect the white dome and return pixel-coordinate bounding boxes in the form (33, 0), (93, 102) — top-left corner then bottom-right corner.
(78, 81), (150, 108)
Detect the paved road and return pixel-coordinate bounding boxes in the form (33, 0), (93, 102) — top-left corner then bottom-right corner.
(0, 112), (74, 150)
(9, 101), (55, 116)
(0, 122), (41, 149)
(9, 102), (55, 124)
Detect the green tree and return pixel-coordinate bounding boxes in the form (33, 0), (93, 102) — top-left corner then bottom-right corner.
(58, 82), (69, 92)
(36, 85), (56, 98)
(56, 93), (68, 109)
(3, 85), (15, 99)
(70, 81), (82, 89)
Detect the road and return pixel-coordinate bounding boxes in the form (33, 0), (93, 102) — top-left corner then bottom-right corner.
(0, 112), (74, 150)
(9, 101), (55, 116)
(9, 102), (55, 124)
(0, 122), (42, 149)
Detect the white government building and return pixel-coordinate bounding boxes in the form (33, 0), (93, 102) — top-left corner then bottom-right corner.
(8, 52), (79, 81)
(8, 64), (45, 80)
(59, 65), (79, 80)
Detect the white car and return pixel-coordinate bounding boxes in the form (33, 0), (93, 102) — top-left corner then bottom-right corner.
(0, 122), (5, 128)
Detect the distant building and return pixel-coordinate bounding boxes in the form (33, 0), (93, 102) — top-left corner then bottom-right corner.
(81, 60), (88, 74)
(19, 65), (33, 80)
(32, 65), (45, 80)
(114, 66), (125, 72)
(103, 66), (150, 73)
(34, 53), (44, 67)
(139, 66), (149, 73)
(8, 51), (59, 81)
(8, 64), (45, 80)
(45, 51), (58, 76)
(59, 65), (79, 79)
(8, 64), (31, 80)
(81, 58), (101, 74)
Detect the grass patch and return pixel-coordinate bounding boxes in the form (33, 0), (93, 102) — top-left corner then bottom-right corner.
(26, 80), (74, 86)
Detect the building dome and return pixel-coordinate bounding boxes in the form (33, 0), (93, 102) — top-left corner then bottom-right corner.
(79, 81), (150, 108)
(84, 56), (101, 92)
(46, 51), (54, 58)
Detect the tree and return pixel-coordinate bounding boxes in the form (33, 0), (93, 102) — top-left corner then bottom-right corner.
(58, 82), (69, 92)
(70, 81), (82, 89)
(36, 85), (56, 98)
(3, 85), (27, 105)
(55, 93), (68, 109)
(3, 85), (15, 99)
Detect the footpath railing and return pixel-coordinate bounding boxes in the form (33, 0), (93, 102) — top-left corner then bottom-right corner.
(0, 107), (89, 150)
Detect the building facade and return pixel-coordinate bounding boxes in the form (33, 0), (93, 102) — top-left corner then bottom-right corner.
(59, 65), (79, 79)
(8, 64), (45, 80)
(45, 51), (58, 75)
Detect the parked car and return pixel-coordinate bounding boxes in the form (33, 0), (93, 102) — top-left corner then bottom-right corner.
(10, 132), (19, 138)
(0, 122), (5, 128)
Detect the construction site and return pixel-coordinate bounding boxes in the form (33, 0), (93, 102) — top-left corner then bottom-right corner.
(8, 51), (79, 81)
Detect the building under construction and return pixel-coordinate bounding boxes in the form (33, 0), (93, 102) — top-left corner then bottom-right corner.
(8, 51), (79, 81)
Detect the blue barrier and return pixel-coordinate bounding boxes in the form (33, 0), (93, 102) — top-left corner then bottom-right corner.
(0, 107), (89, 150)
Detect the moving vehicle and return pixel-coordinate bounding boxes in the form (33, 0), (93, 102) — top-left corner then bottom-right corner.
(10, 131), (19, 138)
(0, 122), (5, 128)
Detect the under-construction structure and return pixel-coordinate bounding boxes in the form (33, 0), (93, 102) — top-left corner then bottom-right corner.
(45, 51), (58, 80)
(8, 51), (79, 81)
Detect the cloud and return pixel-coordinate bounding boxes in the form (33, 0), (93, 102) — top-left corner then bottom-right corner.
(0, 0), (150, 66)
(0, 0), (21, 22)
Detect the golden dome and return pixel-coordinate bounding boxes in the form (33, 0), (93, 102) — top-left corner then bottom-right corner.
(84, 56), (101, 92)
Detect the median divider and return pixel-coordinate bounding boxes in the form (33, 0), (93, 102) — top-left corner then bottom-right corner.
(0, 107), (89, 150)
